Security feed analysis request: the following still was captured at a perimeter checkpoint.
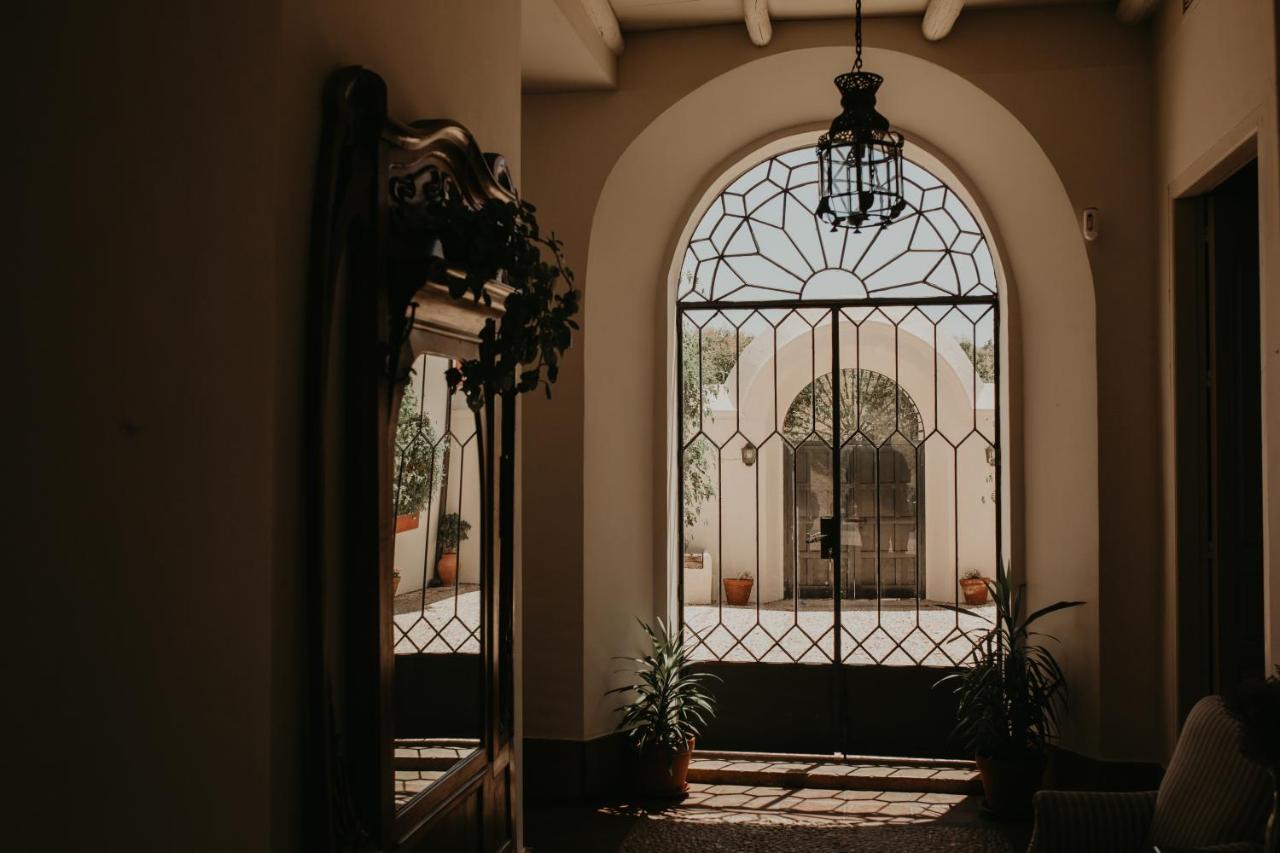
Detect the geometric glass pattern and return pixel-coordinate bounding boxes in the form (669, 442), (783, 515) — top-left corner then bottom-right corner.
(679, 148), (997, 304)
(677, 147), (1001, 669)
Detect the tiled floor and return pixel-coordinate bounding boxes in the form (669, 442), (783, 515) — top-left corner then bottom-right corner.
(392, 739), (480, 807)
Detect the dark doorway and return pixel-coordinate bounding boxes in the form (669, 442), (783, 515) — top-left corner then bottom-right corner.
(1175, 159), (1265, 721)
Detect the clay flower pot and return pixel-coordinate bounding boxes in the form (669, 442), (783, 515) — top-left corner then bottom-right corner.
(437, 551), (458, 586)
(976, 753), (1046, 819)
(634, 738), (695, 798)
(960, 577), (989, 605)
(723, 577), (754, 606)
(395, 514), (420, 534)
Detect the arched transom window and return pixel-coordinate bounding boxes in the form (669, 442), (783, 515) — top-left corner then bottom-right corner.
(678, 148), (997, 304)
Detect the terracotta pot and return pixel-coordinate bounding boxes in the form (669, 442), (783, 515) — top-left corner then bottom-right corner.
(723, 577), (754, 606)
(634, 738), (695, 798)
(976, 753), (1046, 819)
(437, 551), (458, 586)
(392, 574), (401, 596)
(395, 514), (419, 534)
(960, 577), (989, 605)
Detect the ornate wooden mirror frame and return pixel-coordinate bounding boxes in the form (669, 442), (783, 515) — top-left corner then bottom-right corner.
(306, 67), (518, 852)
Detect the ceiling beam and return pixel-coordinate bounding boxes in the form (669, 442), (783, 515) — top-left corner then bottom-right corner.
(744, 0), (772, 47)
(1115, 0), (1161, 24)
(581, 0), (623, 54)
(922, 0), (964, 42)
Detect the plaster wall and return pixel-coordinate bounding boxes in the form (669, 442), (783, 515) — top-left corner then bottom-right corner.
(6, 2), (523, 850)
(522, 6), (1159, 760)
(1154, 0), (1280, 757)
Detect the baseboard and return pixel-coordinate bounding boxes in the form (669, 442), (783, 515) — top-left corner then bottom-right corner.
(523, 732), (627, 804)
(1045, 746), (1165, 792)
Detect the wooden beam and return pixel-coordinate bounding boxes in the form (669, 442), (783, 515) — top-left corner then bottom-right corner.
(1115, 0), (1161, 24)
(922, 0), (964, 42)
(582, 0), (623, 55)
(744, 0), (772, 47)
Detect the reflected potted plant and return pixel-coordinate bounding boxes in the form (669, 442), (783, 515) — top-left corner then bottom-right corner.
(607, 619), (719, 798)
(392, 570), (402, 596)
(436, 512), (471, 586)
(960, 568), (989, 605)
(936, 562), (1084, 819)
(723, 571), (754, 606)
(394, 385), (443, 533)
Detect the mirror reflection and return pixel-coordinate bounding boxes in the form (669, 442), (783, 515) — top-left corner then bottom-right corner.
(391, 352), (483, 809)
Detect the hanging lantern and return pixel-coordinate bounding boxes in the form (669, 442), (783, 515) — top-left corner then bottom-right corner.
(816, 0), (906, 232)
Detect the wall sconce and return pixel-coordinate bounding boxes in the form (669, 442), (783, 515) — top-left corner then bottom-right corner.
(985, 445), (997, 467)
(741, 441), (757, 467)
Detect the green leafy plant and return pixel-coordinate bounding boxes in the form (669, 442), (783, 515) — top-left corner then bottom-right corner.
(937, 563), (1084, 759)
(437, 512), (471, 553)
(406, 194), (580, 411)
(607, 619), (719, 755)
(394, 385), (444, 519)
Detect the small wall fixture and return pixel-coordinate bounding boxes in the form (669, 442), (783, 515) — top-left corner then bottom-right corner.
(741, 441), (758, 467)
(1082, 207), (1099, 242)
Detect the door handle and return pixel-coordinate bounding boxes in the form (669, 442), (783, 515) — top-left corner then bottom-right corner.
(819, 515), (836, 559)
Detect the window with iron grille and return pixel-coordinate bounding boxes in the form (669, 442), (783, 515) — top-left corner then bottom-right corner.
(677, 146), (1001, 667)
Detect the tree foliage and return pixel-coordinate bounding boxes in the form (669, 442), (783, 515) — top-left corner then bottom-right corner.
(393, 384), (445, 518)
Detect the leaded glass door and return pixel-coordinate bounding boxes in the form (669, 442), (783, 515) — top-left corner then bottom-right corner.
(675, 145), (1002, 757)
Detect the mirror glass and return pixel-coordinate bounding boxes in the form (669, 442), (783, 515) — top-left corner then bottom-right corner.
(390, 351), (483, 810)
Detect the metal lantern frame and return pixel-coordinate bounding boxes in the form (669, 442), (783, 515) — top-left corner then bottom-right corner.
(816, 1), (906, 231)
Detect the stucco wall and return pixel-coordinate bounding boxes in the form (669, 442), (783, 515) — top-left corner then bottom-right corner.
(1154, 0), (1280, 757)
(7, 2), (523, 850)
(522, 5), (1159, 760)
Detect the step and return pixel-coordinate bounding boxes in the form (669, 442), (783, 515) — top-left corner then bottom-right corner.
(688, 750), (981, 795)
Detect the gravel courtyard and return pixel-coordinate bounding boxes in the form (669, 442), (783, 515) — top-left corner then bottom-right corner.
(684, 598), (994, 666)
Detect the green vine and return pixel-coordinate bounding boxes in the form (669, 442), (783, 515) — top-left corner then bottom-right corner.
(415, 194), (580, 409)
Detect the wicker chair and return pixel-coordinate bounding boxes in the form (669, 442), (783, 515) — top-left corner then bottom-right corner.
(1028, 696), (1273, 853)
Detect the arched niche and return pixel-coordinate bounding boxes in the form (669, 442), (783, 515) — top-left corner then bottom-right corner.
(581, 45), (1100, 754)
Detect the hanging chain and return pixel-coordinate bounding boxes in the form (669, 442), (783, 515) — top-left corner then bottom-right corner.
(854, 0), (863, 70)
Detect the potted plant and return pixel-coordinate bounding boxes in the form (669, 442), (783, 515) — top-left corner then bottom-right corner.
(722, 571), (754, 606)
(392, 571), (402, 596)
(1225, 667), (1280, 852)
(960, 568), (989, 605)
(607, 619), (719, 798)
(937, 562), (1084, 819)
(394, 385), (444, 533)
(436, 512), (471, 586)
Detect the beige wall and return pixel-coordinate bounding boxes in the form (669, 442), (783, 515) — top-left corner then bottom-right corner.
(7, 2), (522, 850)
(522, 5), (1161, 760)
(1155, 0), (1280, 756)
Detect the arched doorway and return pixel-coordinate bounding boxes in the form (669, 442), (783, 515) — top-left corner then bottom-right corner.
(677, 143), (1001, 755)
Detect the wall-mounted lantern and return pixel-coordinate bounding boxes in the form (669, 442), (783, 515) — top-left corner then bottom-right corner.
(741, 441), (757, 467)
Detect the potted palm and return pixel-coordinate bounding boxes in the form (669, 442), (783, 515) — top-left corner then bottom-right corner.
(937, 563), (1083, 819)
(960, 568), (989, 605)
(394, 386), (443, 533)
(722, 571), (754, 606)
(435, 512), (471, 586)
(608, 619), (719, 798)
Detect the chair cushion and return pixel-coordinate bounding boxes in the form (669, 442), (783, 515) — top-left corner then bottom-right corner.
(1149, 696), (1273, 850)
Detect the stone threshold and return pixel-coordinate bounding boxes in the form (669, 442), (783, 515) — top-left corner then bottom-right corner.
(688, 750), (981, 795)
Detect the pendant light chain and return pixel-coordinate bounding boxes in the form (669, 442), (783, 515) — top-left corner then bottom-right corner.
(854, 0), (863, 71)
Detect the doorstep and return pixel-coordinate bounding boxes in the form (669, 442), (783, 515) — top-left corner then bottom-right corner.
(688, 749), (981, 795)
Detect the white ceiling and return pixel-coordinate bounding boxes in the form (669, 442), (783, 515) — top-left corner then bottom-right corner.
(610, 0), (1102, 31)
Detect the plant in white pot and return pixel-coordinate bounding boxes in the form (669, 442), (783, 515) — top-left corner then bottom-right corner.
(937, 562), (1083, 819)
(608, 619), (719, 798)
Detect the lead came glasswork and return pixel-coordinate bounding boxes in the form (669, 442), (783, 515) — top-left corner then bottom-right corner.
(677, 147), (1000, 669)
